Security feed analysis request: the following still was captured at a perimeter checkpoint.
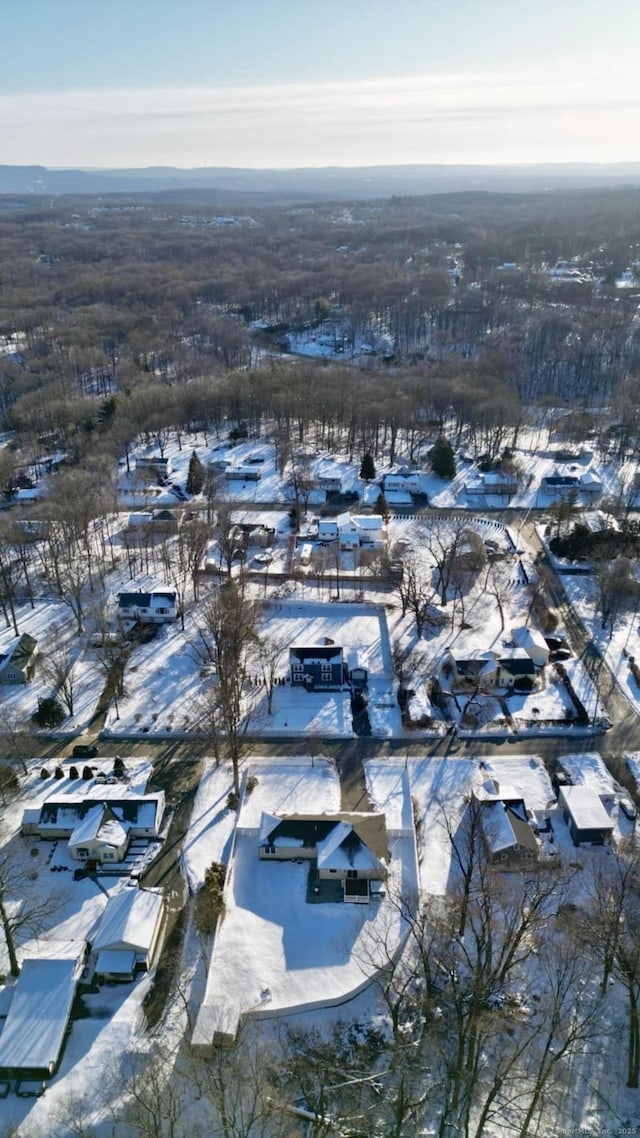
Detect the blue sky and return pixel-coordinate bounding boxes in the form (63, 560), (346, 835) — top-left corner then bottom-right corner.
(2, 0), (638, 167)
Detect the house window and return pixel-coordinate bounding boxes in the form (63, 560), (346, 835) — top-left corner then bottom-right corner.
(321, 665), (333, 681)
(292, 662), (304, 673)
(329, 869), (337, 874)
(264, 844), (275, 855)
(157, 608), (168, 615)
(77, 848), (89, 858)
(347, 870), (358, 879)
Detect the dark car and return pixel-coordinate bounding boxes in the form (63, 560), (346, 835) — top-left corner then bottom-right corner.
(544, 634), (568, 651)
(550, 647), (572, 661)
(72, 744), (99, 759)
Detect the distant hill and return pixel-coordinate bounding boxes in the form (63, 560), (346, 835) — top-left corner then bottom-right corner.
(1, 162), (640, 200)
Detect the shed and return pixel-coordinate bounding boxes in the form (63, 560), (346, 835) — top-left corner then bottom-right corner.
(559, 786), (614, 846)
(92, 888), (165, 980)
(0, 958), (80, 1078)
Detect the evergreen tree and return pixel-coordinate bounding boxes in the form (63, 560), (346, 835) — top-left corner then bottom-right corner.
(186, 450), (205, 495)
(429, 436), (456, 480)
(374, 490), (390, 521)
(360, 451), (376, 481)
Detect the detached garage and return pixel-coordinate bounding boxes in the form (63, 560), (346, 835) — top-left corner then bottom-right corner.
(559, 786), (614, 846)
(0, 957), (81, 1079)
(92, 888), (165, 982)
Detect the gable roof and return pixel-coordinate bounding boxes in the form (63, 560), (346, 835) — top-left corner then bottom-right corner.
(92, 888), (164, 953)
(0, 633), (37, 674)
(259, 811), (389, 862)
(68, 804), (128, 850)
(118, 591), (176, 608)
(316, 822), (386, 872)
(37, 792), (164, 833)
(0, 958), (78, 1075)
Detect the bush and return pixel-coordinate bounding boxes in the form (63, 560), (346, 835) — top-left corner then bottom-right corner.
(40, 767), (50, 780)
(195, 861), (226, 935)
(246, 776), (259, 795)
(32, 696), (65, 729)
(54, 766), (64, 780)
(227, 791), (239, 811)
(113, 756), (126, 778)
(82, 765), (93, 780)
(69, 766), (79, 780)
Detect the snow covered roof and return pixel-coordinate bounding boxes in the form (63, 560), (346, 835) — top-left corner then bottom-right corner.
(512, 626), (548, 653)
(480, 800), (538, 854)
(36, 792), (164, 834)
(259, 812), (389, 862)
(68, 804), (128, 851)
(117, 591), (176, 609)
(92, 888), (164, 954)
(0, 958), (79, 1075)
(316, 822), (386, 872)
(560, 786), (613, 832)
(96, 949), (136, 976)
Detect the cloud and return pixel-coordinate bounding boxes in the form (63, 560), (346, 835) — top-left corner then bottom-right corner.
(1, 69), (639, 166)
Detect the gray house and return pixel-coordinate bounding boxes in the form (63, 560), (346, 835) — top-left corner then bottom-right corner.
(0, 633), (38, 684)
(289, 642), (344, 689)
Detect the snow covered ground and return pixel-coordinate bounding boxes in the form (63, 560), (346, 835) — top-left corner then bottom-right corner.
(192, 757), (417, 1045)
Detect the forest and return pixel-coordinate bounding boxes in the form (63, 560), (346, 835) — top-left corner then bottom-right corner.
(1, 186), (640, 487)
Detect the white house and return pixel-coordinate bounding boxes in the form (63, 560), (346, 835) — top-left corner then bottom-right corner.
(117, 590), (177, 624)
(383, 471), (423, 493)
(68, 804), (130, 864)
(580, 469), (603, 499)
(91, 888), (165, 980)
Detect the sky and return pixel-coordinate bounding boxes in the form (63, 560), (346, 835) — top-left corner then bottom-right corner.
(1, 0), (639, 169)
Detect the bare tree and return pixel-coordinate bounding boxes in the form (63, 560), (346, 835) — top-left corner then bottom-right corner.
(39, 627), (79, 716)
(194, 577), (260, 795)
(0, 845), (64, 976)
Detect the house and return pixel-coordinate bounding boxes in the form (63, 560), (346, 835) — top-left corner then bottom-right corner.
(477, 796), (539, 866)
(580, 470), (603, 499)
(383, 471), (423, 494)
(480, 471), (519, 497)
(315, 473), (344, 495)
(0, 633), (38, 684)
(258, 811), (388, 902)
(444, 647), (538, 690)
(225, 467), (262, 482)
(497, 651), (538, 688)
(317, 513), (387, 550)
(25, 791), (165, 852)
(541, 472), (580, 498)
(558, 785), (614, 846)
(136, 454), (172, 477)
(91, 888), (165, 981)
(289, 642), (344, 688)
(511, 626), (550, 667)
(444, 649), (498, 688)
(0, 955), (82, 1079)
(68, 803), (130, 864)
(126, 509), (179, 534)
(117, 590), (177, 624)
(317, 513), (349, 542)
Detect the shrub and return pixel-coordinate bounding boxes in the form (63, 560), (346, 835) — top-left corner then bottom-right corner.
(227, 791), (239, 811)
(40, 767), (50, 780)
(69, 765), (79, 780)
(54, 766), (64, 780)
(82, 765), (93, 780)
(32, 696), (65, 729)
(113, 756), (126, 778)
(246, 776), (259, 795)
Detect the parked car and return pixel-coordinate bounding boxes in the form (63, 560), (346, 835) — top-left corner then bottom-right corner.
(620, 797), (637, 822)
(550, 648), (572, 661)
(545, 634), (568, 651)
(72, 744), (99, 759)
